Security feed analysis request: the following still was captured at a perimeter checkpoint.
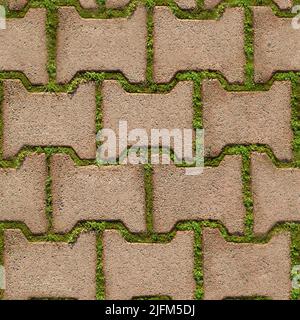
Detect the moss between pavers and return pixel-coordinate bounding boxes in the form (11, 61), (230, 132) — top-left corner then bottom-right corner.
(0, 0), (299, 300)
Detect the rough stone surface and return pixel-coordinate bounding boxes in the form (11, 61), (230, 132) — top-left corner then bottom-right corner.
(57, 6), (147, 83)
(2, 80), (96, 159)
(103, 230), (195, 299)
(203, 0), (222, 9)
(0, 9), (48, 84)
(79, 0), (98, 9)
(153, 156), (245, 234)
(4, 230), (97, 300)
(203, 228), (291, 300)
(7, 0), (28, 10)
(174, 0), (197, 9)
(251, 152), (300, 235)
(106, 0), (130, 8)
(273, 0), (293, 9)
(254, 6), (300, 82)
(0, 154), (47, 234)
(153, 7), (245, 83)
(102, 80), (194, 156)
(51, 154), (146, 233)
(202, 79), (293, 161)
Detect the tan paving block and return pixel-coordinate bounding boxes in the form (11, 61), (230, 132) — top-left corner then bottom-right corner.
(102, 80), (194, 155)
(0, 9), (48, 85)
(254, 6), (300, 83)
(202, 79), (292, 161)
(203, 228), (291, 300)
(153, 155), (245, 234)
(103, 230), (195, 299)
(2, 80), (96, 159)
(106, 0), (130, 8)
(251, 153), (300, 235)
(7, 0), (28, 10)
(56, 6), (147, 83)
(51, 154), (146, 233)
(0, 154), (47, 234)
(4, 230), (96, 300)
(174, 0), (197, 9)
(203, 0), (221, 9)
(79, 0), (98, 9)
(273, 0), (293, 10)
(153, 7), (245, 83)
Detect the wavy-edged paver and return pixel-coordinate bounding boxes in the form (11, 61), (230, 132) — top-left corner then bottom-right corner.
(251, 153), (300, 235)
(174, 0), (197, 9)
(153, 7), (245, 83)
(0, 154), (47, 234)
(203, 0), (221, 9)
(202, 79), (293, 161)
(2, 80), (96, 159)
(153, 155), (245, 234)
(51, 154), (146, 233)
(103, 230), (195, 299)
(4, 230), (97, 300)
(0, 8), (48, 84)
(79, 0), (98, 9)
(6, 0), (28, 10)
(106, 0), (130, 8)
(102, 80), (194, 157)
(56, 6), (147, 83)
(254, 6), (300, 83)
(273, 0), (293, 9)
(203, 228), (291, 300)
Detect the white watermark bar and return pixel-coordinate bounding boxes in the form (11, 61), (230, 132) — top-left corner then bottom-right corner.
(0, 5), (6, 30)
(0, 265), (5, 290)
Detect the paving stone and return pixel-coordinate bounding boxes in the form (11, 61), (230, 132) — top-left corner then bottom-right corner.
(51, 154), (146, 233)
(174, 0), (197, 9)
(2, 80), (96, 159)
(4, 230), (97, 300)
(103, 230), (195, 299)
(106, 0), (130, 8)
(153, 155), (245, 234)
(7, 0), (28, 10)
(203, 228), (291, 300)
(251, 152), (300, 235)
(0, 154), (47, 234)
(79, 0), (98, 9)
(203, 0), (221, 9)
(0, 9), (48, 84)
(102, 80), (194, 156)
(56, 6), (147, 83)
(153, 7), (245, 83)
(273, 0), (293, 9)
(253, 6), (300, 83)
(202, 79), (293, 161)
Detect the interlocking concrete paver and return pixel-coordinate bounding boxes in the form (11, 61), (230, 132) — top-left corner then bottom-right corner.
(0, 154), (47, 234)
(2, 80), (96, 159)
(106, 0), (130, 8)
(102, 80), (194, 155)
(273, 0), (293, 9)
(203, 0), (221, 9)
(174, 0), (197, 9)
(202, 79), (293, 161)
(203, 228), (291, 300)
(153, 156), (245, 234)
(79, 0), (98, 9)
(56, 6), (147, 83)
(153, 7), (245, 83)
(103, 230), (195, 299)
(254, 6), (300, 82)
(7, 0), (28, 10)
(251, 153), (300, 235)
(4, 230), (97, 300)
(51, 154), (146, 233)
(0, 9), (48, 84)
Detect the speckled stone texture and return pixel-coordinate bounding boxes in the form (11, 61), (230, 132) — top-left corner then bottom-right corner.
(103, 230), (195, 299)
